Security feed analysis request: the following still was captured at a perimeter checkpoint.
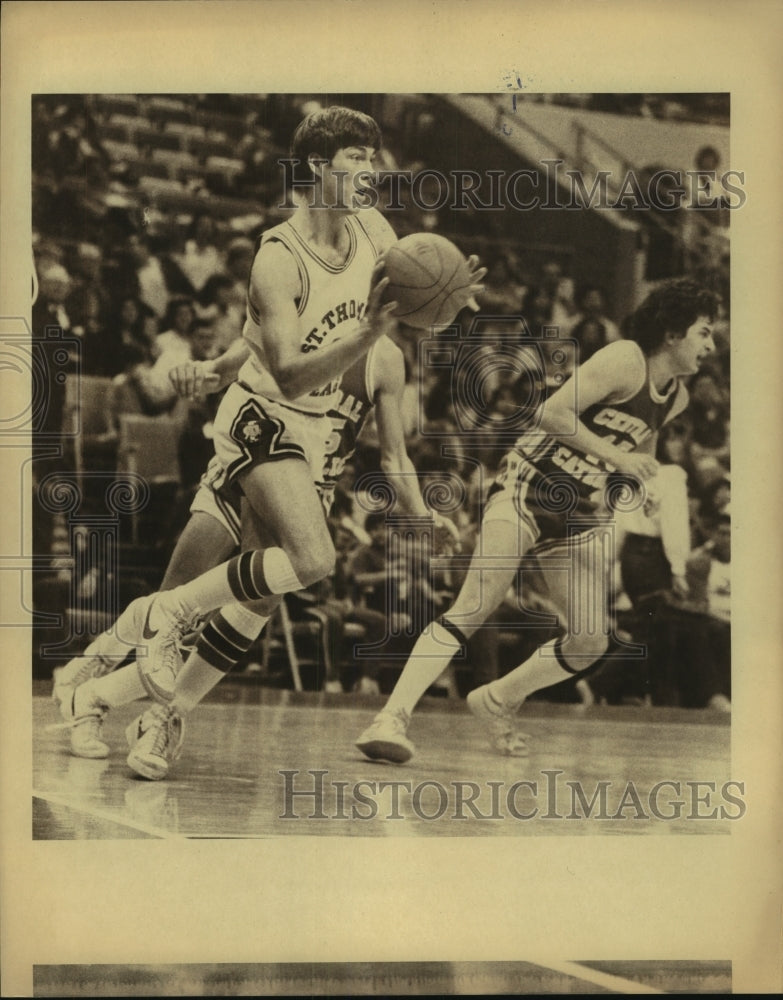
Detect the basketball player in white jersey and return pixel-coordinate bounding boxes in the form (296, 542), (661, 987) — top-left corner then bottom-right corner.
(356, 277), (719, 763)
(53, 106), (481, 773)
(53, 331), (460, 774)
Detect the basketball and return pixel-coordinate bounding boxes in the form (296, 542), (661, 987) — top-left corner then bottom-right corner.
(382, 233), (473, 330)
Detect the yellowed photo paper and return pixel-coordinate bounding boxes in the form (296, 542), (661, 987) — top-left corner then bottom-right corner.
(2, 1), (781, 995)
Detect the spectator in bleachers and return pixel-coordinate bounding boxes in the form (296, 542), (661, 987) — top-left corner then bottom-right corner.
(563, 285), (621, 360)
(33, 237), (67, 276)
(684, 369), (729, 491)
(113, 296), (158, 373)
(521, 284), (554, 332)
(48, 100), (108, 181)
(235, 132), (280, 200)
(294, 515), (389, 695)
(197, 273), (244, 352)
(34, 262), (72, 337)
(32, 99), (55, 175)
(224, 235), (254, 316)
(32, 262), (75, 555)
(692, 474), (731, 548)
(67, 243), (112, 331)
(348, 512), (411, 634)
(175, 213), (224, 294)
(125, 232), (175, 321)
(478, 253), (525, 315)
(683, 510), (731, 710)
(123, 297), (197, 415)
(539, 258), (575, 329)
(156, 296), (197, 357)
(70, 288), (112, 377)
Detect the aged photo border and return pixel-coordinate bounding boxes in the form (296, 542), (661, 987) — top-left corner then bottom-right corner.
(2, 1), (782, 995)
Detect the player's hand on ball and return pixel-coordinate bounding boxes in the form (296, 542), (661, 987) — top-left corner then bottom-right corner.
(169, 361), (221, 400)
(431, 512), (462, 556)
(363, 257), (399, 339)
(464, 254), (488, 312)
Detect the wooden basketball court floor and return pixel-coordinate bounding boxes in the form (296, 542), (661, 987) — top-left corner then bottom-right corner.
(33, 680), (732, 840)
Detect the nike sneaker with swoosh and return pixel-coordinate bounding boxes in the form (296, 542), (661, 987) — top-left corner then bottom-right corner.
(52, 594), (155, 721)
(136, 594), (202, 703)
(126, 703), (185, 780)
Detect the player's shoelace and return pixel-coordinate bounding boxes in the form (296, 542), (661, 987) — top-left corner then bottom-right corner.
(54, 656), (109, 696)
(157, 611), (195, 676)
(377, 708), (410, 735)
(147, 708), (180, 758)
(46, 709), (103, 734)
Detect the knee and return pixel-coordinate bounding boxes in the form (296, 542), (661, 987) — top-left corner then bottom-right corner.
(440, 608), (481, 641)
(288, 542), (335, 589)
(558, 632), (611, 670)
(245, 595), (281, 617)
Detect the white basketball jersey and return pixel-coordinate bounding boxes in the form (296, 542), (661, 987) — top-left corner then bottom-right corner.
(237, 214), (381, 414)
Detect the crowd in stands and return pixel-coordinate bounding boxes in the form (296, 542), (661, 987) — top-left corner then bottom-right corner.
(32, 93), (731, 709)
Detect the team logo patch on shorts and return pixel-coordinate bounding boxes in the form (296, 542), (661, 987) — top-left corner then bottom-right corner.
(225, 399), (307, 481)
(240, 420), (263, 443)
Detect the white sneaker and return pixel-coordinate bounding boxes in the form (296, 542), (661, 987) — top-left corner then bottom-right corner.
(355, 708), (414, 764)
(126, 704), (185, 780)
(136, 594), (200, 703)
(52, 594), (156, 717)
(467, 685), (531, 757)
(48, 680), (110, 759)
(52, 655), (114, 721)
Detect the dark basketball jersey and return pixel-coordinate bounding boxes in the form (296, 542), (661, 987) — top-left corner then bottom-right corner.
(489, 351), (685, 539)
(318, 339), (379, 494)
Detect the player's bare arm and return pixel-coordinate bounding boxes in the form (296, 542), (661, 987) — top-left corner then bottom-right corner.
(168, 336), (252, 399)
(248, 242), (398, 400)
(538, 339), (659, 480)
(373, 336), (460, 554)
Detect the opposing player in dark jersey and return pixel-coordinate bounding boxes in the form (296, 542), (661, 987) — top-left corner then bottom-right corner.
(356, 277), (719, 763)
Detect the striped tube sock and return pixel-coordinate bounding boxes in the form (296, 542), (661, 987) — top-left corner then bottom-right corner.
(170, 548), (305, 616)
(79, 663), (147, 710)
(172, 606), (270, 713)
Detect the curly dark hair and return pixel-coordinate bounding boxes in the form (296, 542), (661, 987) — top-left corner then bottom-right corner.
(627, 278), (719, 355)
(289, 106), (381, 188)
